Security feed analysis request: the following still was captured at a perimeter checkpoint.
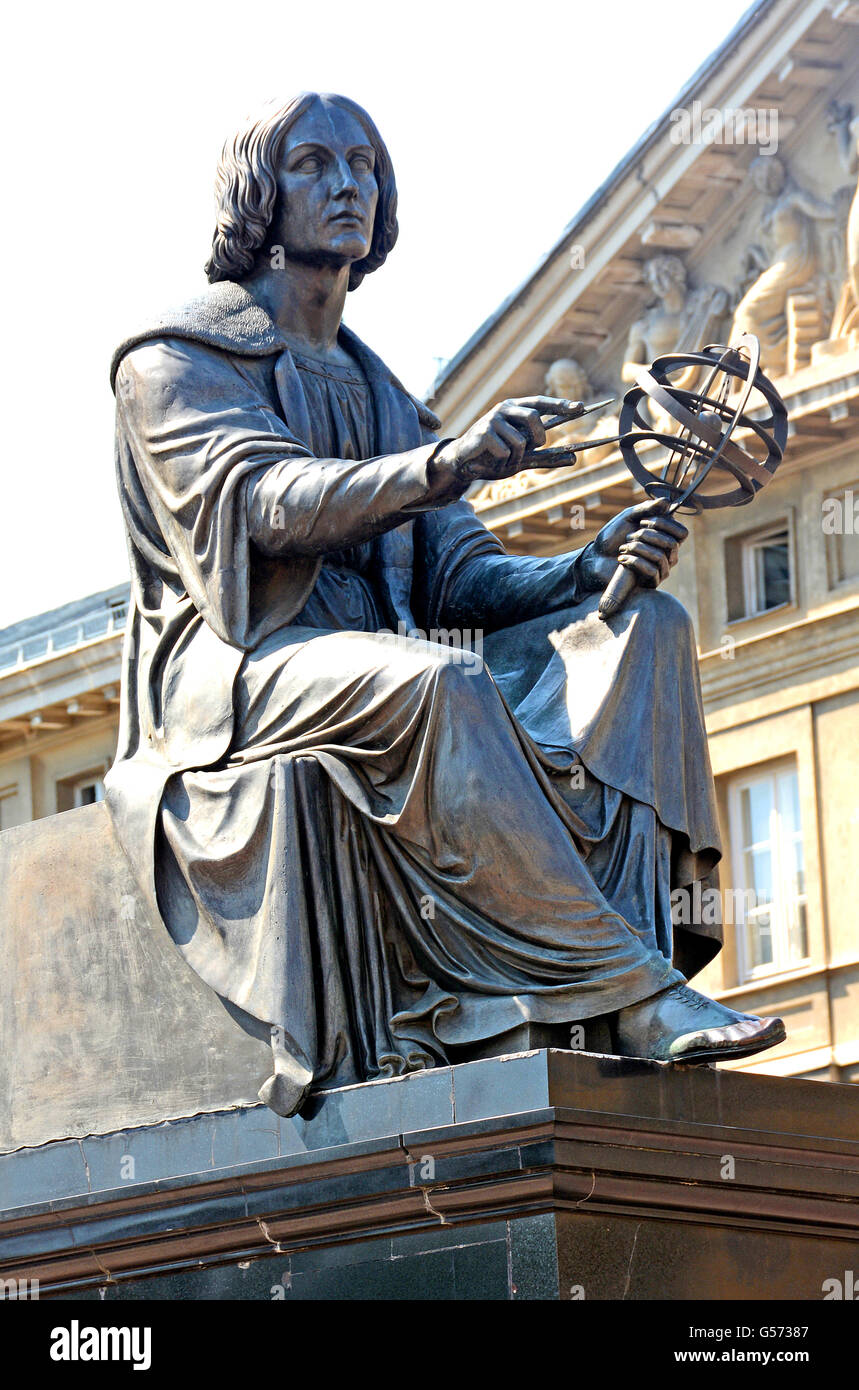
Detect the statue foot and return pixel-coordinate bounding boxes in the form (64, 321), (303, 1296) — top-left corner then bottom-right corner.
(614, 982), (786, 1064)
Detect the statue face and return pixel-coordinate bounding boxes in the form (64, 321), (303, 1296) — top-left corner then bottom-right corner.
(546, 360), (588, 398)
(645, 256), (685, 299)
(270, 99), (379, 268)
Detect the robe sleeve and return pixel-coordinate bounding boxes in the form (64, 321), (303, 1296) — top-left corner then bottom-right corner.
(115, 336), (466, 648)
(247, 435), (467, 558)
(416, 498), (600, 635)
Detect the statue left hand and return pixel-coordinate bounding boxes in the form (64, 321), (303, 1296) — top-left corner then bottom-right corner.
(579, 498), (688, 593)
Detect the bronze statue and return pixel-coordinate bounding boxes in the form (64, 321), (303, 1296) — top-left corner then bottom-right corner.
(106, 93), (785, 1116)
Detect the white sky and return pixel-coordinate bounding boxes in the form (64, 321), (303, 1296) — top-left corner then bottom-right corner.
(0, 0), (755, 629)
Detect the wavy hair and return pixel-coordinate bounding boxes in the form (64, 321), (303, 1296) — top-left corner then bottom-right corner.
(205, 92), (398, 291)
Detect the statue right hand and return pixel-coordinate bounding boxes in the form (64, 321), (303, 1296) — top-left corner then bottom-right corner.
(434, 397), (584, 484)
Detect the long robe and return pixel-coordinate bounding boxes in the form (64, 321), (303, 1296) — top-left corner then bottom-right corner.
(107, 280), (722, 1116)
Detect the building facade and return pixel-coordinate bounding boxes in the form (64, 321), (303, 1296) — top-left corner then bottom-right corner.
(0, 586), (126, 828)
(1, 0), (856, 1084)
(428, 0), (859, 1082)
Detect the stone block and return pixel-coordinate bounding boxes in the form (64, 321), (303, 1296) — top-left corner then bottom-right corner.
(0, 803), (271, 1151)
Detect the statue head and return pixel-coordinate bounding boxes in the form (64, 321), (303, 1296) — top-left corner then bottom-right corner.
(205, 93), (398, 291)
(643, 254), (687, 300)
(545, 358), (591, 399)
(750, 154), (785, 198)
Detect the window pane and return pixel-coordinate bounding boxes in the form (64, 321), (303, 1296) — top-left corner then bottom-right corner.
(777, 770), (806, 905)
(787, 902), (809, 963)
(741, 781), (773, 848)
(754, 534), (790, 611)
(781, 833), (805, 899)
(732, 762), (809, 979)
(749, 912), (774, 969)
(743, 846), (773, 905)
(776, 769), (800, 836)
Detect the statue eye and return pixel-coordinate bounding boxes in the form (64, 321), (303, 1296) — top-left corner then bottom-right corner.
(351, 154), (373, 171)
(296, 154), (322, 172)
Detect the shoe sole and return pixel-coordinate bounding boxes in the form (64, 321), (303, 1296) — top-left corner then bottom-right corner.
(668, 1017), (787, 1065)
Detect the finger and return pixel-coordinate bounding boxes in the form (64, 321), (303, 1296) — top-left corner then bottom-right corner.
(621, 539), (672, 566)
(493, 417), (529, 468)
(628, 525), (683, 552)
(640, 514), (689, 543)
(619, 553), (662, 587)
(479, 427), (516, 464)
(625, 497), (684, 531)
(498, 405), (546, 450)
(511, 396), (585, 420)
(620, 541), (670, 582)
(628, 497), (671, 518)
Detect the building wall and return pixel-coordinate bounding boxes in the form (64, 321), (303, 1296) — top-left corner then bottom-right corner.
(425, 0), (859, 1080)
(666, 440), (858, 1081)
(0, 719), (118, 828)
(0, 595), (124, 830)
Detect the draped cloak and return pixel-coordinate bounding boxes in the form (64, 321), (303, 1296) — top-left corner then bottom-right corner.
(107, 280), (723, 1116)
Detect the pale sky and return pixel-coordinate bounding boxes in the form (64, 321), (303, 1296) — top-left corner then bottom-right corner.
(0, 0), (755, 629)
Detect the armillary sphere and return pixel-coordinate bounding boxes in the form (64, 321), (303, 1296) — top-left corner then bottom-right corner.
(524, 334), (789, 619)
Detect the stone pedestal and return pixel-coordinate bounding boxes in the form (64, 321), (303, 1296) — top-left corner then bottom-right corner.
(1, 1050), (857, 1301)
(0, 804), (271, 1150)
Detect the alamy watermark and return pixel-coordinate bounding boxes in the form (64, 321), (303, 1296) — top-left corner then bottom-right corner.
(50, 1321), (151, 1370)
(822, 489), (858, 534)
(1, 1277), (39, 1299)
(822, 1271), (858, 1299)
(670, 882), (765, 926)
(669, 101), (779, 156)
(379, 620), (484, 673)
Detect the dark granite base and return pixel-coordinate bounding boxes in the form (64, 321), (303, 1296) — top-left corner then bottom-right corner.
(1, 1050), (857, 1301)
(55, 1214), (557, 1301)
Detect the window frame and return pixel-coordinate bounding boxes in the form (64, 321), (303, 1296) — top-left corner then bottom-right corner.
(727, 758), (810, 984)
(71, 774), (105, 808)
(724, 511), (797, 626)
(740, 521), (794, 619)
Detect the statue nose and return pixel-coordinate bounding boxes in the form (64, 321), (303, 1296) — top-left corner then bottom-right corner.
(332, 159), (359, 197)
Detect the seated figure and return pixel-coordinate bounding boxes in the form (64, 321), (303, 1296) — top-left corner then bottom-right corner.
(107, 92), (785, 1116)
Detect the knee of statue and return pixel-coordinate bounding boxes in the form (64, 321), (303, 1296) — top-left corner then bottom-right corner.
(624, 585), (693, 640)
(425, 640), (488, 690)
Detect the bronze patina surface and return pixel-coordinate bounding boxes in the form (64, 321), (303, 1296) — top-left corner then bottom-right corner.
(106, 93), (786, 1116)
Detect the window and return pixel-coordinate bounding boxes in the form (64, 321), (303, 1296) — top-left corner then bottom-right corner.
(743, 526), (791, 614)
(725, 518), (794, 621)
(56, 771), (107, 813)
(727, 761), (809, 981)
(73, 776), (105, 808)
